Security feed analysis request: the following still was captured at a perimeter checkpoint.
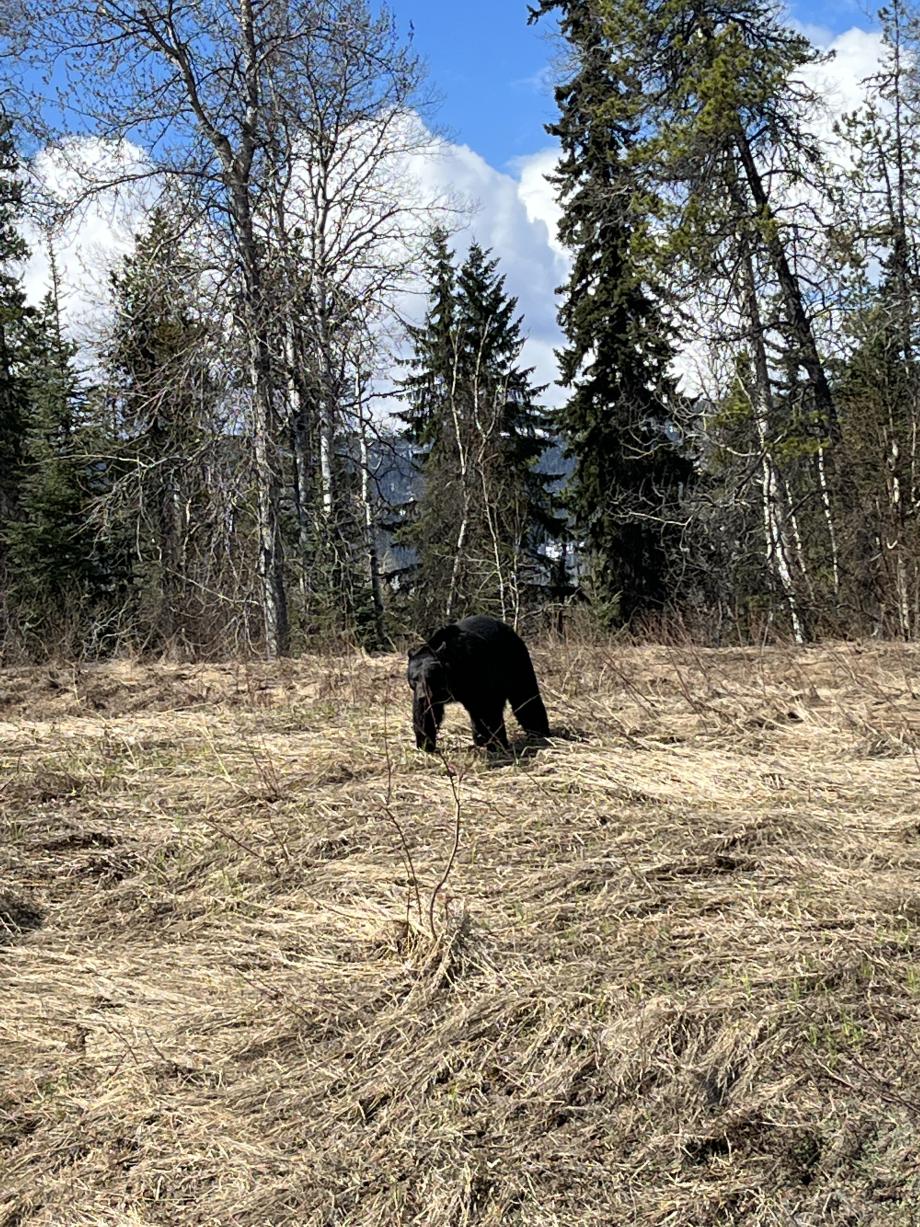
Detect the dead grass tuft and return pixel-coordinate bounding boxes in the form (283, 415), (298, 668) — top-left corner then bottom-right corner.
(2, 641), (920, 1224)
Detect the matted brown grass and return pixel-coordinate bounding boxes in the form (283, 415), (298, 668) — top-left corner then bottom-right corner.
(1, 641), (920, 1225)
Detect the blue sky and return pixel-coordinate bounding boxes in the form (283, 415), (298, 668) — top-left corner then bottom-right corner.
(385, 1), (560, 168)
(25, 0), (888, 404)
(387, 0), (880, 170)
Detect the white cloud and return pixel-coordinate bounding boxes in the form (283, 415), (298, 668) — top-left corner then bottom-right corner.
(787, 17), (837, 50)
(22, 123), (570, 404)
(513, 146), (566, 263)
(800, 27), (886, 126)
(400, 135), (566, 399)
(18, 25), (891, 404)
(23, 139), (159, 350)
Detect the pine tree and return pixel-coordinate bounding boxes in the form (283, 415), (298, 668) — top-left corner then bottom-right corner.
(393, 230), (459, 622)
(283, 280), (385, 646)
(595, 0), (838, 440)
(530, 0), (692, 623)
(609, 0), (842, 634)
(836, 300), (920, 635)
(399, 234), (561, 626)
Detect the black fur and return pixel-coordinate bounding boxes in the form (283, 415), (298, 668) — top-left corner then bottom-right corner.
(407, 614), (550, 752)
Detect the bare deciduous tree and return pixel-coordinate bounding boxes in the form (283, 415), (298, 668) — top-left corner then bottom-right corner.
(19, 0), (438, 654)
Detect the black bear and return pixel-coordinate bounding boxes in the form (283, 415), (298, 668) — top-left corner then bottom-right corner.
(407, 614), (550, 752)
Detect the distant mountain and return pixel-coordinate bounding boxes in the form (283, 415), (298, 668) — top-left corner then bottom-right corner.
(366, 432), (574, 585)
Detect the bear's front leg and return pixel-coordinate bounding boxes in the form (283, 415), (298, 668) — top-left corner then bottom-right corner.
(469, 704), (509, 752)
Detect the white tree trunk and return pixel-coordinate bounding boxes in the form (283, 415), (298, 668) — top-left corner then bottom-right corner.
(446, 339), (470, 622)
(356, 382), (386, 644)
(739, 239), (806, 643)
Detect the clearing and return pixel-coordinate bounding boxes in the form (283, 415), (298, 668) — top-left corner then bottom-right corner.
(1, 641), (920, 1225)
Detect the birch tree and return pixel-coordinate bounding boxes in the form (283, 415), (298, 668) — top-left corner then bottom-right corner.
(19, 0), (430, 655)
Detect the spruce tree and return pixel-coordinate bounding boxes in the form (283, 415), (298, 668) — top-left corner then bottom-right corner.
(830, 1), (920, 636)
(530, 0), (692, 623)
(0, 112), (34, 577)
(454, 242), (561, 589)
(5, 285), (107, 624)
(836, 298), (920, 635)
(399, 234), (561, 626)
(399, 228), (457, 451)
(600, 0), (843, 632)
(588, 0), (838, 439)
(105, 208), (217, 647)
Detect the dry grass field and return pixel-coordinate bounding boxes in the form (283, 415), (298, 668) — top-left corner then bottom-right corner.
(2, 640), (920, 1226)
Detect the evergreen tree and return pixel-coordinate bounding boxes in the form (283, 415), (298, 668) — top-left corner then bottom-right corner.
(591, 0), (838, 439)
(399, 228), (457, 451)
(454, 242), (561, 589)
(831, 1), (920, 635)
(0, 112), (34, 577)
(282, 281), (384, 646)
(105, 208), (220, 648)
(399, 234), (561, 626)
(836, 299), (920, 636)
(530, 0), (692, 623)
(614, 0), (844, 633)
(5, 283), (108, 623)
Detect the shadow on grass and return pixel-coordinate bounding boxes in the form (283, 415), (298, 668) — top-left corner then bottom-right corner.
(0, 890), (44, 947)
(484, 724), (592, 768)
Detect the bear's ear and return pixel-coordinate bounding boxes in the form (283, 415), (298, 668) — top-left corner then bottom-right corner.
(430, 624), (461, 655)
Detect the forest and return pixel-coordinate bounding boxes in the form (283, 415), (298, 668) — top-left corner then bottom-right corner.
(1, 0), (919, 658)
(4, 7), (920, 1223)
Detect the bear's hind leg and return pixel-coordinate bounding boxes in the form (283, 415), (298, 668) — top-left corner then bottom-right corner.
(508, 666), (550, 737)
